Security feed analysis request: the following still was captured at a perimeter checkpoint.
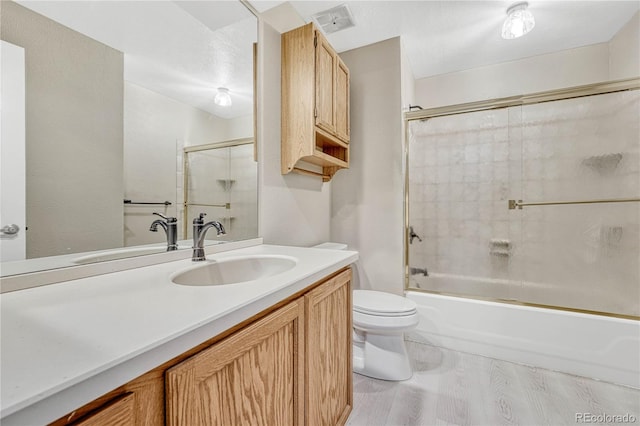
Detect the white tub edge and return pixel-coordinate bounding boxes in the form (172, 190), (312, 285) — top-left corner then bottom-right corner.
(406, 291), (640, 389)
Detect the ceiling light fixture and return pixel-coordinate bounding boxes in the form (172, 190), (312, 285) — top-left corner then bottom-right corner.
(214, 87), (232, 107)
(501, 2), (535, 39)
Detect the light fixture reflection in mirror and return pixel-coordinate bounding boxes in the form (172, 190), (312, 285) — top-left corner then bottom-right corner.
(215, 87), (232, 106)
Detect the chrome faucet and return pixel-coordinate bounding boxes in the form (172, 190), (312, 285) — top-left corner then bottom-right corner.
(192, 213), (226, 261)
(149, 212), (178, 251)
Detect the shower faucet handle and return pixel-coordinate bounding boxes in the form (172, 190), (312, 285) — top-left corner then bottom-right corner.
(409, 226), (422, 244)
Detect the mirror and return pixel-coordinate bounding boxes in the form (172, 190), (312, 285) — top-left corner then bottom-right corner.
(0, 0), (258, 276)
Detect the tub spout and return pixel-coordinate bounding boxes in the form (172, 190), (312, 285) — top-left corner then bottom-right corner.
(410, 267), (429, 277)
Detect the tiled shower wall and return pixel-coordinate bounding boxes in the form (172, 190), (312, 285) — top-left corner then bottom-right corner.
(408, 89), (639, 316)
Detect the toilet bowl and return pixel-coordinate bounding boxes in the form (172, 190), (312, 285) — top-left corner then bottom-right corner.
(352, 290), (418, 381)
(312, 242), (419, 381)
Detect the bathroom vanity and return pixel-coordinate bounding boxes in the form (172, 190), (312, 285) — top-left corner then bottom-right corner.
(0, 243), (358, 426)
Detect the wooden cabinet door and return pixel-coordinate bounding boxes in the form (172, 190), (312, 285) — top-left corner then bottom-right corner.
(165, 300), (305, 426)
(51, 368), (163, 426)
(72, 393), (135, 426)
(334, 57), (350, 143)
(315, 30), (336, 134)
(305, 269), (353, 426)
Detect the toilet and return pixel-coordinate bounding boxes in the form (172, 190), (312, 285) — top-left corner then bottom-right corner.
(313, 242), (419, 381)
(352, 290), (418, 380)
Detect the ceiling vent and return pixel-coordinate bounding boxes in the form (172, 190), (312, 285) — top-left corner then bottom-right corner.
(311, 4), (355, 34)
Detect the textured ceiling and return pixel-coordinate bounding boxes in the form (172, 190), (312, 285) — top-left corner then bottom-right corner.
(254, 1), (639, 79)
(15, 1), (638, 119)
(16, 1), (257, 119)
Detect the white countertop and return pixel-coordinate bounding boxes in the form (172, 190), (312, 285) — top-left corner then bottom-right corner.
(0, 244), (358, 425)
(0, 239), (221, 277)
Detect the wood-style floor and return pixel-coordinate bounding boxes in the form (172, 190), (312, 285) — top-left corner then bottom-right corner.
(347, 341), (640, 426)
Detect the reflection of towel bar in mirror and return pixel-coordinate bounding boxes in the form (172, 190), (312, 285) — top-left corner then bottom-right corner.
(185, 203), (231, 209)
(124, 199), (172, 206)
(509, 198), (640, 210)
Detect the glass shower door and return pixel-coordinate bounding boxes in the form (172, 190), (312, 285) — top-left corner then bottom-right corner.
(406, 88), (640, 317)
(183, 141), (257, 242)
(407, 107), (521, 302)
(517, 90), (640, 316)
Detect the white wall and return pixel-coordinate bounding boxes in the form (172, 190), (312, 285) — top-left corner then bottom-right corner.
(257, 20), (331, 247)
(401, 41), (416, 110)
(331, 38), (405, 295)
(414, 43), (610, 108)
(609, 11), (640, 80)
(415, 12), (639, 109)
(226, 114), (255, 142)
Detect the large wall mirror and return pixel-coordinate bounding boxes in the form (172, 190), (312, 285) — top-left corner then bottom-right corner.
(0, 0), (258, 276)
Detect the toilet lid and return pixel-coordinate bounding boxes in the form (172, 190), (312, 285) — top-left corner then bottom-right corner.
(353, 290), (417, 316)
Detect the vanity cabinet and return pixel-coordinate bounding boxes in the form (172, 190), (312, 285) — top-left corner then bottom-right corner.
(281, 23), (350, 182)
(72, 393), (134, 426)
(166, 299), (305, 426)
(305, 269), (353, 425)
(49, 368), (164, 426)
(50, 268), (352, 426)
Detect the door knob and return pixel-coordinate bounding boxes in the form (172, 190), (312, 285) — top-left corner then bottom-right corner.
(0, 224), (20, 235)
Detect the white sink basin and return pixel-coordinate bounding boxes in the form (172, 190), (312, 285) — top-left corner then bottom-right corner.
(72, 246), (184, 264)
(170, 255), (298, 286)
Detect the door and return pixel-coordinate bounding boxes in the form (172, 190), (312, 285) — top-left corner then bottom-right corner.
(0, 41), (26, 261)
(306, 268), (353, 425)
(315, 31), (336, 134)
(334, 57), (350, 143)
(73, 393), (135, 426)
(166, 300), (305, 426)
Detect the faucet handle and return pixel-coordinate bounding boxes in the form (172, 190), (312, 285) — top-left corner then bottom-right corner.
(153, 212), (177, 223)
(194, 213), (206, 224)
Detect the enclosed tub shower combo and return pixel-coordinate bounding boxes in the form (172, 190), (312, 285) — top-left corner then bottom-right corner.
(404, 79), (640, 388)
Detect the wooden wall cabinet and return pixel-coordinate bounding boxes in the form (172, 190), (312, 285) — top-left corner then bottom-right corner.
(52, 269), (352, 426)
(282, 23), (350, 182)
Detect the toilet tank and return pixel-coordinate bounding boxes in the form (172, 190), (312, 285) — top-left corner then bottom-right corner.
(313, 242), (348, 250)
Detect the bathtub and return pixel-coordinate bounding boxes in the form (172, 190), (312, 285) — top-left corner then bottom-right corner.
(405, 288), (640, 388)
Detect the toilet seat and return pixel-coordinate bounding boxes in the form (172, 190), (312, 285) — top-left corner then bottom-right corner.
(352, 290), (419, 333)
(353, 290), (417, 317)
(353, 310), (419, 332)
